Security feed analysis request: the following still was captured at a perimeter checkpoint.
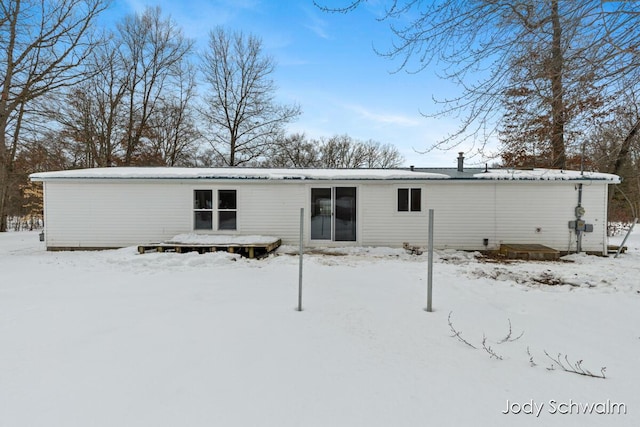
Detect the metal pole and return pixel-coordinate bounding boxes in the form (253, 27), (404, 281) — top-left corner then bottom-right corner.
(297, 207), (304, 311)
(426, 209), (434, 312)
(615, 218), (637, 258)
(576, 183), (583, 253)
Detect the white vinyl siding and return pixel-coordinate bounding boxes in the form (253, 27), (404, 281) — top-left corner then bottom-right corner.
(40, 178), (610, 254)
(493, 182), (607, 253)
(426, 182), (497, 250)
(234, 184), (305, 242)
(43, 181), (191, 248)
(427, 181), (608, 253)
(359, 184), (428, 247)
(361, 181), (608, 252)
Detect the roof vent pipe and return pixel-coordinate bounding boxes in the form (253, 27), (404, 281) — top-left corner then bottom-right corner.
(457, 152), (464, 172)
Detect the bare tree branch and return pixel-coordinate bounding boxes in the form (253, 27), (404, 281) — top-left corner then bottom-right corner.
(447, 311), (477, 349)
(497, 318), (525, 344)
(317, 1), (640, 169)
(482, 334), (504, 360)
(544, 350), (607, 379)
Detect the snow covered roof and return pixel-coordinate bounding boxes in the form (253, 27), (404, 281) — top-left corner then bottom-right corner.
(29, 166), (621, 183)
(474, 168), (621, 183)
(29, 167), (450, 181)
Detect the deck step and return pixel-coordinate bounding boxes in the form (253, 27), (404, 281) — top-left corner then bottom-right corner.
(607, 245), (627, 255)
(499, 243), (560, 261)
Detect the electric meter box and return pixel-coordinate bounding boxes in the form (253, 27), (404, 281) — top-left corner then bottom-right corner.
(568, 220), (593, 232)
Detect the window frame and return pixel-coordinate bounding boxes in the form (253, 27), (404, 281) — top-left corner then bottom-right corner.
(217, 189), (237, 230)
(194, 189), (213, 230)
(397, 187), (422, 212)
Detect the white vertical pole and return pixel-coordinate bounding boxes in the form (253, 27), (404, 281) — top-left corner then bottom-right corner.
(426, 209), (434, 312)
(297, 207), (304, 311)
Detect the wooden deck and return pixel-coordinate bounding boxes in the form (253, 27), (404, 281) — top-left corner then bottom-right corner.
(137, 237), (281, 259)
(607, 245), (627, 255)
(499, 243), (560, 261)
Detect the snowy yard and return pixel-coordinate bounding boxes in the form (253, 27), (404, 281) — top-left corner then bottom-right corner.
(2, 230), (639, 427)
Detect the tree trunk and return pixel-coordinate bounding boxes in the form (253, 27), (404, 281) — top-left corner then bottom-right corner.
(612, 117), (640, 175)
(0, 0), (17, 232)
(0, 133), (12, 232)
(0, 65), (6, 230)
(550, 0), (566, 169)
(0, 105), (24, 232)
(0, 157), (8, 233)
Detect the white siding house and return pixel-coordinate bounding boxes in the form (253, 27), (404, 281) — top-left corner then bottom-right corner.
(30, 167), (620, 254)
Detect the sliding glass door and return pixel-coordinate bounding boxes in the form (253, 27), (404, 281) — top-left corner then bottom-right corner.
(311, 188), (332, 240)
(310, 187), (356, 241)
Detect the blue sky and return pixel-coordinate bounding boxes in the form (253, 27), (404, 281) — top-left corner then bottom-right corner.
(103, 0), (472, 167)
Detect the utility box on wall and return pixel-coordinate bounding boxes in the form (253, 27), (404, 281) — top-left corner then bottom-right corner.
(568, 220), (593, 232)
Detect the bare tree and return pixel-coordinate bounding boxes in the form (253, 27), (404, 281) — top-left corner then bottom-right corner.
(55, 35), (129, 169)
(53, 6), (195, 168)
(599, 3), (640, 178)
(56, 83), (106, 167)
(265, 133), (404, 168)
(199, 27), (301, 167)
(144, 63), (201, 166)
(263, 133), (320, 168)
(317, 1), (640, 169)
(67, 34), (129, 168)
(586, 102), (640, 221)
(319, 135), (367, 168)
(360, 140), (405, 168)
(118, 6), (194, 165)
(0, 0), (108, 231)
(318, 135), (404, 168)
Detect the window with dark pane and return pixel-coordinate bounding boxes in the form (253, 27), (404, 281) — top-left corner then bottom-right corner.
(218, 190), (237, 230)
(218, 190), (236, 209)
(397, 188), (409, 212)
(194, 190), (213, 230)
(194, 211), (213, 229)
(218, 211), (236, 230)
(398, 188), (422, 212)
(410, 188), (422, 212)
(194, 190), (212, 210)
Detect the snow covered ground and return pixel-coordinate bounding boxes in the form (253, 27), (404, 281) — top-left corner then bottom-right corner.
(1, 228), (639, 427)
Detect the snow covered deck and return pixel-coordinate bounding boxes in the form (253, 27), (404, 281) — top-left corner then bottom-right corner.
(137, 234), (282, 258)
